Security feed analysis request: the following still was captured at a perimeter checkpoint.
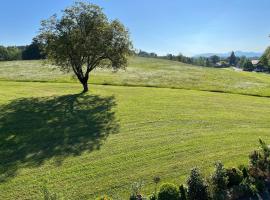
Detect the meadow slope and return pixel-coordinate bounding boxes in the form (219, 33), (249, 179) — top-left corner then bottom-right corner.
(0, 57), (270, 199)
(1, 57), (270, 97)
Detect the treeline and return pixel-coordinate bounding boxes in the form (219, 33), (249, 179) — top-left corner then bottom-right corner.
(136, 50), (270, 72)
(0, 39), (45, 61)
(136, 50), (240, 68)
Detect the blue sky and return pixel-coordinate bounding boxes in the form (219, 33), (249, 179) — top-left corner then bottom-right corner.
(1, 0), (270, 56)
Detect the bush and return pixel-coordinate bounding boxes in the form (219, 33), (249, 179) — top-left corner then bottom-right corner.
(254, 178), (265, 192)
(129, 194), (137, 200)
(187, 168), (209, 200)
(179, 184), (187, 200)
(210, 162), (228, 200)
(238, 165), (249, 178)
(157, 183), (179, 200)
(239, 178), (258, 197)
(226, 167), (243, 187)
(148, 193), (157, 200)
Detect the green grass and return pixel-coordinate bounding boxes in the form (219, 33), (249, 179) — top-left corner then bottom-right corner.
(1, 57), (270, 199)
(1, 57), (270, 97)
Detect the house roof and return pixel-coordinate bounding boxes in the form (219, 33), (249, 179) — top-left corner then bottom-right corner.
(251, 60), (260, 65)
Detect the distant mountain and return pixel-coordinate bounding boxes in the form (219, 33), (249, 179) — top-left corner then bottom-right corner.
(194, 51), (263, 58)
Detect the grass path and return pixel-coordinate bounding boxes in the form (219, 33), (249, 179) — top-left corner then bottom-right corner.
(1, 81), (270, 199)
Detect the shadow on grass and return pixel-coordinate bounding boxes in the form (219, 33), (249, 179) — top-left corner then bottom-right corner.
(0, 93), (119, 182)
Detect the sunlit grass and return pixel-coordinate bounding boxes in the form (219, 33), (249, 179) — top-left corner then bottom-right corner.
(0, 81), (270, 199)
(1, 57), (270, 97)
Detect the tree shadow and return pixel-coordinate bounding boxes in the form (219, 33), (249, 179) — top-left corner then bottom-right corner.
(0, 93), (119, 182)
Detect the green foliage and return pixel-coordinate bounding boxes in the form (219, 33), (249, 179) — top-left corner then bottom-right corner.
(228, 51), (237, 66)
(0, 46), (22, 61)
(22, 39), (45, 60)
(254, 178), (265, 192)
(238, 165), (249, 178)
(237, 56), (247, 68)
(157, 183), (179, 200)
(148, 193), (157, 200)
(39, 1), (132, 92)
(242, 59), (254, 71)
(249, 139), (270, 180)
(239, 178), (258, 197)
(204, 58), (210, 67)
(129, 194), (137, 200)
(187, 168), (208, 200)
(179, 185), (187, 200)
(209, 55), (220, 65)
(226, 167), (243, 187)
(210, 162), (228, 200)
(260, 46), (270, 70)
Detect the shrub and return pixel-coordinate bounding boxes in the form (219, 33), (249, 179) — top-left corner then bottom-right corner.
(239, 178), (258, 197)
(179, 184), (187, 200)
(226, 167), (243, 187)
(238, 164), (249, 178)
(129, 194), (137, 200)
(187, 168), (209, 200)
(210, 162), (228, 200)
(148, 193), (157, 200)
(254, 178), (265, 192)
(157, 183), (179, 200)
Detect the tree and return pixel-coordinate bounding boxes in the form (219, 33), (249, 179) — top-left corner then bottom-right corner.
(242, 59), (254, 71)
(205, 58), (211, 67)
(0, 46), (9, 61)
(167, 54), (173, 60)
(260, 47), (270, 71)
(38, 1), (132, 92)
(228, 51), (237, 66)
(0, 46), (22, 61)
(22, 39), (45, 60)
(210, 55), (220, 65)
(210, 162), (228, 200)
(187, 168), (209, 200)
(238, 56), (247, 68)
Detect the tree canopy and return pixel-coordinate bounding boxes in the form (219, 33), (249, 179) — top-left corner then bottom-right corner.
(22, 39), (45, 60)
(228, 51), (237, 66)
(38, 1), (132, 92)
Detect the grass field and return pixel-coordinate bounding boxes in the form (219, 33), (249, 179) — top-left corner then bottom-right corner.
(1, 57), (270, 199)
(2, 57), (270, 97)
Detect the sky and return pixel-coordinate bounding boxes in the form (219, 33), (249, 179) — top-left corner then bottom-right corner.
(1, 0), (270, 56)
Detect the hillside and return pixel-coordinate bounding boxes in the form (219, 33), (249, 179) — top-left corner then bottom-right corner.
(0, 57), (270, 199)
(1, 57), (270, 97)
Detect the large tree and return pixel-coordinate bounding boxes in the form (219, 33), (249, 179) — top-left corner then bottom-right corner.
(260, 47), (270, 69)
(22, 38), (45, 60)
(209, 55), (220, 65)
(228, 51), (237, 66)
(38, 1), (132, 92)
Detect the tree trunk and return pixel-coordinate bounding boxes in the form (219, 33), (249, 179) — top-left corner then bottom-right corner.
(82, 81), (88, 93)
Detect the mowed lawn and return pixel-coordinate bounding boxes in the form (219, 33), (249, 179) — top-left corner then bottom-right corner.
(1, 80), (270, 199)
